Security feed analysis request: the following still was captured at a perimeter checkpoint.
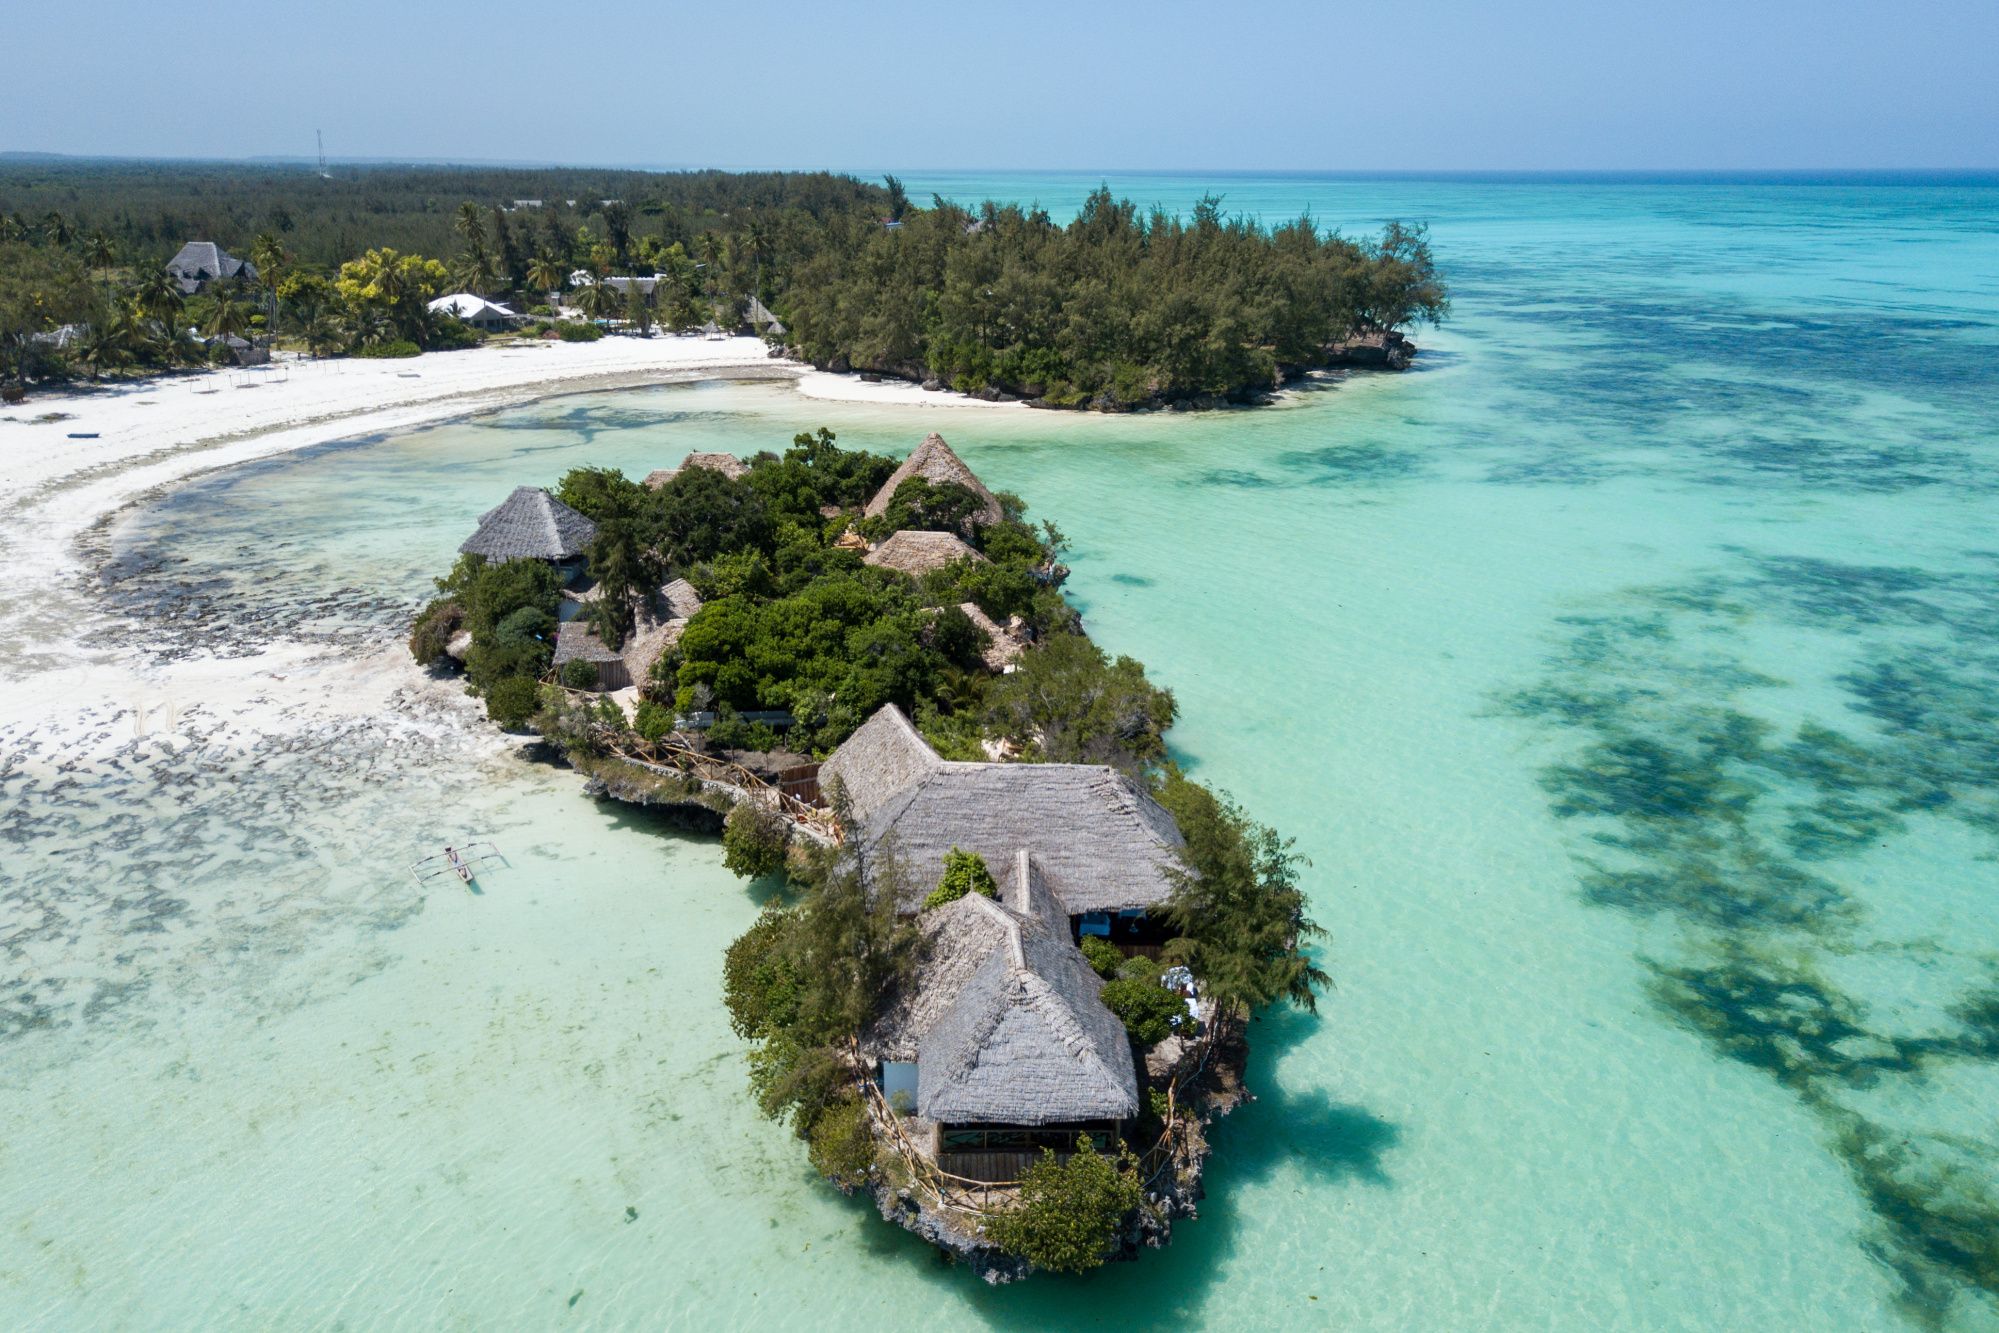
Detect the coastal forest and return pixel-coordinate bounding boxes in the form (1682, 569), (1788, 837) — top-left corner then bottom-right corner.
(1, 159), (1446, 408)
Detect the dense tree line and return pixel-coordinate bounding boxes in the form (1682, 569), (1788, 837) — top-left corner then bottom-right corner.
(3, 161), (1446, 408)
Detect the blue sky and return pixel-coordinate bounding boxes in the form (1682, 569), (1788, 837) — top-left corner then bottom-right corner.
(6, 0), (1994, 170)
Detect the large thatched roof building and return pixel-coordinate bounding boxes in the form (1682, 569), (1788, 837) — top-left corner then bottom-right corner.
(459, 486), (598, 563)
(165, 241), (256, 295)
(863, 433), (1004, 528)
(822, 704), (1183, 915)
(862, 530), (987, 578)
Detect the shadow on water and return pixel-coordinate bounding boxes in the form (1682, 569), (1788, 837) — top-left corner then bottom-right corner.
(940, 1007), (1401, 1326)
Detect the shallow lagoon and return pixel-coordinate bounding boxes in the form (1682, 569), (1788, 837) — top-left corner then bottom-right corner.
(5, 174), (1999, 1328)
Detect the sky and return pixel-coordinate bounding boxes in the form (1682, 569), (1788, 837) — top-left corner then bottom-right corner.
(5, 0), (1995, 171)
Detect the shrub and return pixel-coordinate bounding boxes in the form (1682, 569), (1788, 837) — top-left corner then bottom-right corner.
(408, 598), (463, 665)
(1117, 954), (1163, 984)
(556, 321), (604, 342)
(560, 658), (600, 690)
(633, 699), (676, 742)
(723, 801), (790, 880)
(984, 1143), (1142, 1274)
(921, 847), (997, 910)
(354, 339), (422, 358)
(722, 908), (800, 1040)
(806, 1095), (877, 1191)
(485, 675), (541, 728)
(1100, 976), (1184, 1045)
(1079, 935), (1123, 979)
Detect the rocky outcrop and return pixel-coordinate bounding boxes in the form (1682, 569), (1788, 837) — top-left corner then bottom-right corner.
(1326, 329), (1417, 370)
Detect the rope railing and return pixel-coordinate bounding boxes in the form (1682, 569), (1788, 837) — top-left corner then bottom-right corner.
(598, 730), (842, 839)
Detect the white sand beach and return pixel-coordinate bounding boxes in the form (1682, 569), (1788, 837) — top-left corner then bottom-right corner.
(0, 335), (1018, 770)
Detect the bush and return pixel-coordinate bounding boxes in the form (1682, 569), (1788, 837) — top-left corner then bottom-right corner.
(806, 1095), (877, 1191)
(921, 847), (997, 910)
(723, 801), (790, 880)
(408, 598), (463, 665)
(354, 339), (422, 358)
(486, 675), (541, 728)
(722, 908), (800, 1040)
(1079, 935), (1123, 979)
(560, 658), (600, 690)
(985, 1143), (1143, 1274)
(1117, 954), (1163, 984)
(633, 699), (676, 742)
(555, 321), (604, 342)
(1100, 976), (1184, 1045)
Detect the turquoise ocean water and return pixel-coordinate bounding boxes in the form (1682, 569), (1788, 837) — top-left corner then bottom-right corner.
(4, 173), (1999, 1329)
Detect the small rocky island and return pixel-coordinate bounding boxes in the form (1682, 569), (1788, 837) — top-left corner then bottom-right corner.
(413, 430), (1325, 1279)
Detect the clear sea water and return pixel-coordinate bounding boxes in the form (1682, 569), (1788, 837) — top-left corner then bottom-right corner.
(5, 173), (1999, 1329)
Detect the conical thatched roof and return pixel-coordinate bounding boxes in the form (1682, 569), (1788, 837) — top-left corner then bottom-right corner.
(822, 705), (1185, 914)
(863, 433), (1004, 527)
(862, 529), (987, 577)
(915, 896), (1138, 1125)
(460, 486), (598, 562)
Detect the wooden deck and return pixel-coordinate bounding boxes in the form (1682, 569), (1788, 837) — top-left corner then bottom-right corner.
(939, 1150), (1040, 1184)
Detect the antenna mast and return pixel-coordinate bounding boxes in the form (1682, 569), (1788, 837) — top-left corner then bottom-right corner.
(317, 130), (329, 179)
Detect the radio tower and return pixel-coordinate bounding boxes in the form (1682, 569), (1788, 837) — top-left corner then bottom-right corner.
(317, 130), (330, 179)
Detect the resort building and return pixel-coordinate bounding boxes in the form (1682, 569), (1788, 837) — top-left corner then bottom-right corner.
(827, 704), (1183, 1178)
(867, 864), (1140, 1180)
(643, 451), (750, 489)
(863, 433), (1005, 528)
(822, 704), (1183, 927)
(553, 576), (705, 692)
(427, 293), (518, 331)
(165, 241), (256, 295)
(862, 529), (986, 577)
(458, 486), (597, 568)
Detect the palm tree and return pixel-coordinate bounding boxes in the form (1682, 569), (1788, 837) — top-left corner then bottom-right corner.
(290, 295), (341, 358)
(76, 310), (139, 379)
(84, 232), (116, 294)
(41, 211), (74, 247)
(624, 283), (654, 337)
(577, 278), (622, 322)
(600, 201), (632, 268)
(250, 233), (286, 334)
(345, 306), (395, 351)
(526, 254), (566, 310)
(451, 246), (495, 295)
(454, 202), (486, 251)
(205, 289), (251, 341)
(135, 269), (186, 328)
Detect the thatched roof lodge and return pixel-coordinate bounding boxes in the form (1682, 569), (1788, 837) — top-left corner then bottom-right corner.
(554, 576), (705, 692)
(459, 486), (597, 564)
(822, 704), (1182, 916)
(857, 800), (1149, 1176)
(863, 530), (987, 577)
(644, 450), (752, 489)
(864, 433), (1005, 528)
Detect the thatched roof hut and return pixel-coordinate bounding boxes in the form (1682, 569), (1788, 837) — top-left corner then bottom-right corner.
(866, 872), (1137, 1125)
(863, 530), (987, 577)
(917, 906), (1138, 1125)
(863, 433), (1005, 527)
(617, 577), (706, 685)
(822, 705), (1184, 914)
(955, 601), (1027, 671)
(459, 487), (598, 562)
(643, 451), (750, 489)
